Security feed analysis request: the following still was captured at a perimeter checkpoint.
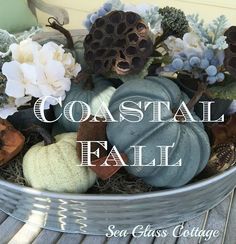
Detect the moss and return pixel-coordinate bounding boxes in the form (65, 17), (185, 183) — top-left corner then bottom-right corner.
(0, 133), (41, 185)
(0, 133), (155, 194)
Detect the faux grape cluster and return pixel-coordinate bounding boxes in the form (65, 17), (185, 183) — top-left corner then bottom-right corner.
(84, 3), (113, 30)
(169, 49), (225, 84)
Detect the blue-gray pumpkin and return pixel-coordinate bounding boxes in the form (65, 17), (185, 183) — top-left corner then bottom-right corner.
(54, 76), (116, 132)
(106, 76), (210, 188)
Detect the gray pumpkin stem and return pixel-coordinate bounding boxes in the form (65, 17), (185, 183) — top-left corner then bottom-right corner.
(23, 125), (55, 146)
(187, 82), (207, 110)
(82, 75), (95, 90)
(46, 17), (74, 49)
(75, 70), (95, 91)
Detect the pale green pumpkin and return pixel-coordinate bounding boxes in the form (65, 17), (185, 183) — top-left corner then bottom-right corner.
(23, 133), (96, 193)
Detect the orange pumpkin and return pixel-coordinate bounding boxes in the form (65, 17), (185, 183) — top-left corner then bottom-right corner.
(0, 119), (25, 166)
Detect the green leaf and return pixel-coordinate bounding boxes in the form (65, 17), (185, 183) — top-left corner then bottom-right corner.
(207, 74), (236, 100)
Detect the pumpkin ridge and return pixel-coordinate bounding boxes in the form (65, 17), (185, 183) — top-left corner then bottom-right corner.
(140, 124), (182, 181)
(108, 95), (174, 126)
(109, 77), (181, 109)
(177, 125), (203, 182)
(147, 76), (182, 109)
(58, 134), (93, 192)
(95, 92), (116, 117)
(164, 125), (201, 187)
(45, 144), (62, 190)
(98, 90), (114, 104)
(124, 122), (180, 179)
(24, 148), (34, 185)
(54, 77), (115, 132)
(109, 87), (175, 109)
(107, 76), (210, 187)
(39, 141), (61, 191)
(143, 125), (200, 187)
(187, 123), (210, 173)
(126, 121), (179, 154)
(52, 135), (78, 192)
(34, 145), (49, 189)
(22, 147), (34, 186)
(23, 133), (96, 193)
(57, 141), (80, 191)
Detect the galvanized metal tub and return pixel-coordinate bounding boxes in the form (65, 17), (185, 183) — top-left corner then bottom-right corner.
(0, 167), (235, 235)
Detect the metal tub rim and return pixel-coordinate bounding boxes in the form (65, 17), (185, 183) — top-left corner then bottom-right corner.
(0, 166), (236, 200)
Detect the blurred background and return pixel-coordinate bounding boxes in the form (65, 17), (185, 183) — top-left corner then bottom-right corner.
(37, 0), (236, 29)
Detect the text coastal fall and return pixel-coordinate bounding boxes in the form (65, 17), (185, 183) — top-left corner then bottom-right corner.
(33, 97), (224, 167)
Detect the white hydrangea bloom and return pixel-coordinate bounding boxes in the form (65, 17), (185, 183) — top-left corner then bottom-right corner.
(2, 61), (42, 98)
(183, 32), (202, 48)
(182, 32), (206, 58)
(37, 42), (65, 65)
(164, 36), (185, 56)
(1, 38), (81, 118)
(37, 60), (71, 100)
(10, 38), (41, 64)
(164, 32), (206, 58)
(62, 52), (81, 78)
(37, 42), (81, 78)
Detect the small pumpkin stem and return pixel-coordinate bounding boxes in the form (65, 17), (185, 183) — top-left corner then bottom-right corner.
(74, 71), (94, 91)
(46, 17), (74, 49)
(74, 71), (95, 90)
(24, 125), (55, 146)
(74, 70), (89, 83)
(173, 82), (207, 121)
(82, 75), (95, 90)
(74, 70), (94, 91)
(186, 82), (207, 110)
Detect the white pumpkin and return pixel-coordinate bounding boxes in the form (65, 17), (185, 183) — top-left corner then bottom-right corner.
(23, 133), (96, 193)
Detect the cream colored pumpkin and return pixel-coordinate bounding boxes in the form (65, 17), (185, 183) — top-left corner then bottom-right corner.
(23, 133), (96, 193)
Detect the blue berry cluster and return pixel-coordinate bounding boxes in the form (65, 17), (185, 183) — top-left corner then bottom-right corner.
(170, 48), (225, 84)
(84, 3), (112, 30)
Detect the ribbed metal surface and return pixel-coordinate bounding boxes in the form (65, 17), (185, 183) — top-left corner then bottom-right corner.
(0, 167), (236, 235)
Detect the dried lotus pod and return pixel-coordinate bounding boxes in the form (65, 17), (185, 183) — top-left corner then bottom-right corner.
(224, 49), (236, 77)
(210, 114), (236, 146)
(225, 26), (236, 45)
(84, 11), (153, 76)
(208, 143), (236, 172)
(224, 26), (236, 77)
